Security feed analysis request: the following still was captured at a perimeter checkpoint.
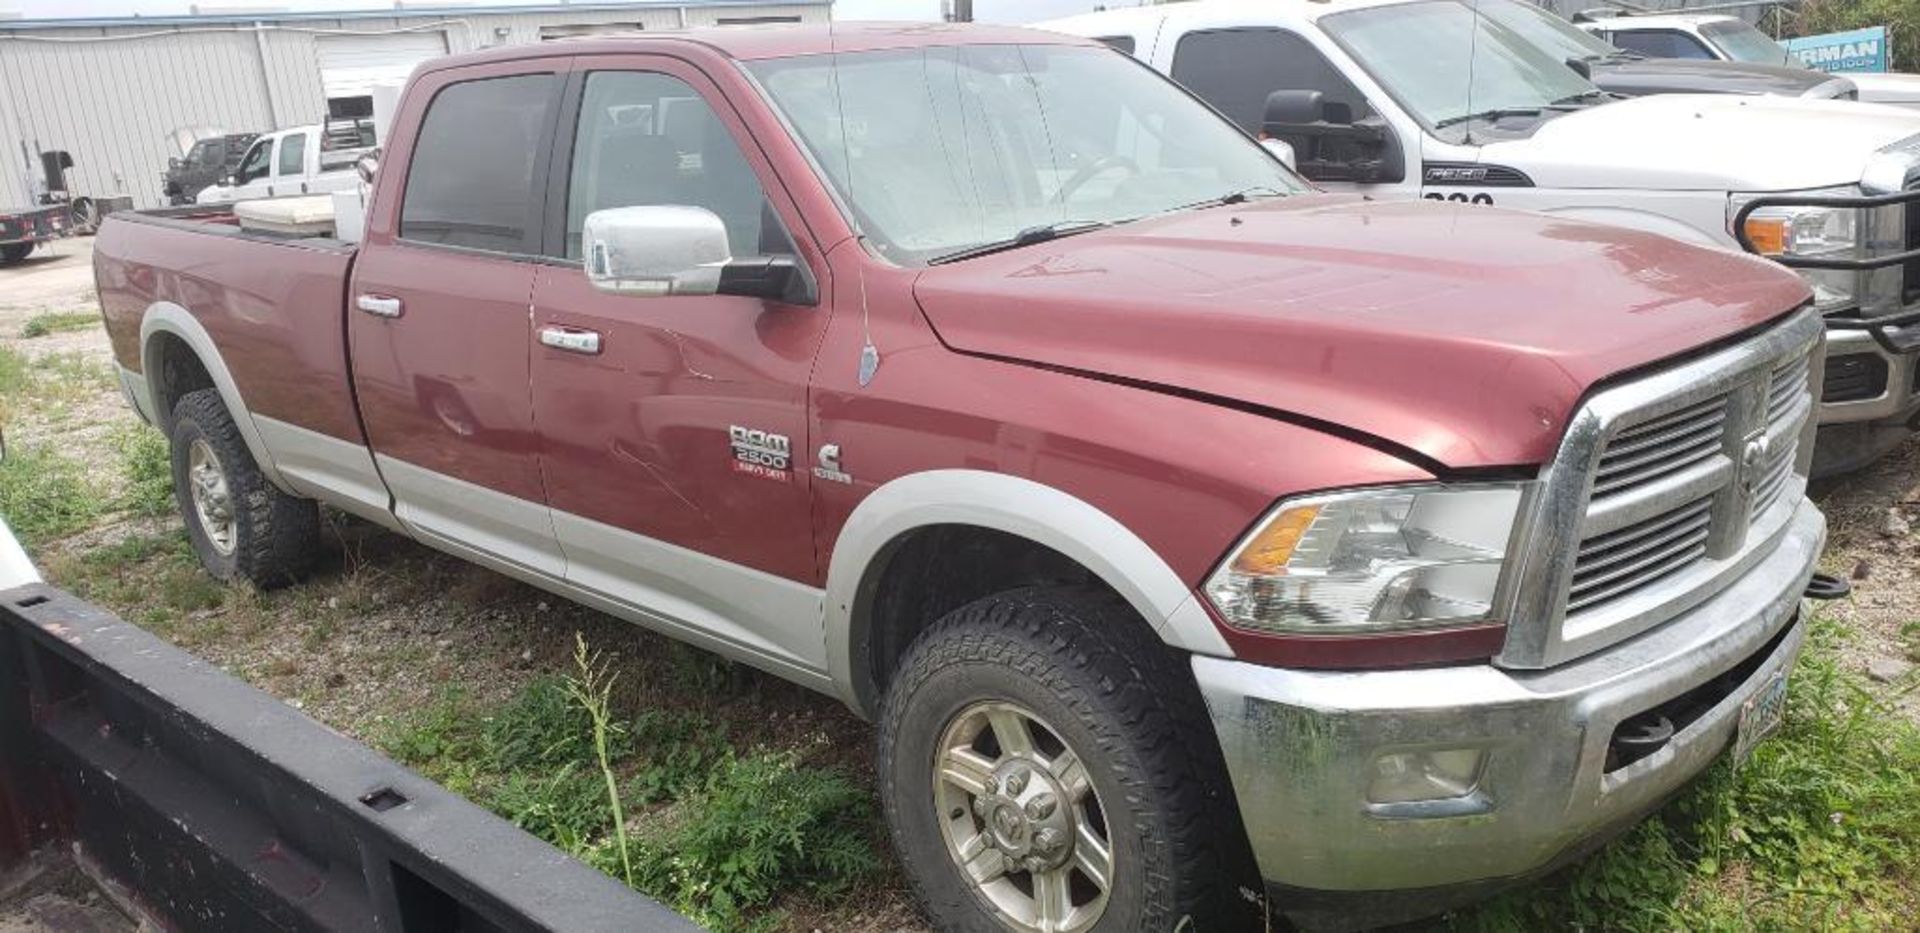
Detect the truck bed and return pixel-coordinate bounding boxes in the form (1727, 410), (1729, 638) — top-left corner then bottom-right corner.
(95, 207), (367, 446)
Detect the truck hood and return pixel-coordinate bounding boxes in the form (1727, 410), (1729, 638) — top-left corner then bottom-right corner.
(912, 196), (1808, 469)
(1592, 58), (1851, 99)
(1848, 71), (1920, 106)
(1485, 93), (1918, 191)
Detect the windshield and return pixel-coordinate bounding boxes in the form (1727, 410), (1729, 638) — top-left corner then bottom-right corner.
(747, 44), (1305, 265)
(1323, 0), (1600, 134)
(1479, 0), (1621, 62)
(1702, 19), (1792, 66)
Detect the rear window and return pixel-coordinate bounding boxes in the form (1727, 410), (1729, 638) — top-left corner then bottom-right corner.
(400, 73), (558, 253)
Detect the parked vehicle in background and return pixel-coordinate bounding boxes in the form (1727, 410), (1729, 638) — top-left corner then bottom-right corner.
(0, 202), (71, 264)
(1491, 1), (1856, 100)
(96, 22), (1828, 930)
(1048, 0), (1920, 477)
(194, 120), (370, 205)
(1579, 12), (1920, 108)
(164, 132), (257, 205)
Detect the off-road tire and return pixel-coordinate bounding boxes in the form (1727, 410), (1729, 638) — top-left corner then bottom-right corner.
(170, 388), (318, 587)
(0, 243), (32, 264)
(878, 586), (1261, 933)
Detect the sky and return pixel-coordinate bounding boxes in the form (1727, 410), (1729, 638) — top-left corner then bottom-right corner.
(0, 0), (1134, 22)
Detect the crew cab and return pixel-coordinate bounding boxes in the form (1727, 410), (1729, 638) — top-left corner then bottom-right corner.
(1579, 12), (1920, 108)
(0, 203), (71, 264)
(194, 122), (367, 205)
(1049, 0), (1920, 477)
(96, 23), (1826, 930)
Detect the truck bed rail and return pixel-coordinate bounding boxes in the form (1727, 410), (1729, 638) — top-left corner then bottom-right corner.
(0, 577), (695, 932)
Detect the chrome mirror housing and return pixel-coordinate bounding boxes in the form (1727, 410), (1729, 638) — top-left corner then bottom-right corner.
(355, 148), (381, 186)
(583, 205), (733, 298)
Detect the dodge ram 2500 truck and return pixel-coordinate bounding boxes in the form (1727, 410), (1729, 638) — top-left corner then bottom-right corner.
(96, 22), (1827, 931)
(1049, 0), (1920, 477)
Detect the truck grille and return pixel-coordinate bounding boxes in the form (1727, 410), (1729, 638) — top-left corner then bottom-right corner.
(1500, 309), (1823, 669)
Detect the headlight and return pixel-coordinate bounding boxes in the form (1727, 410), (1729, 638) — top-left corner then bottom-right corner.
(1204, 484), (1525, 636)
(1730, 187), (1891, 314)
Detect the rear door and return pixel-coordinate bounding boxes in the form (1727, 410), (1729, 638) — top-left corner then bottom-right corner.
(348, 59), (570, 576)
(525, 56), (831, 668)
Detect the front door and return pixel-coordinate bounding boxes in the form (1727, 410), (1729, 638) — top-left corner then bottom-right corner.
(268, 129), (308, 197)
(528, 59), (831, 668)
(349, 63), (568, 576)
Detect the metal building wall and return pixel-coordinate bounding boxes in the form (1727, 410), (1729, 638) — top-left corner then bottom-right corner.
(0, 2), (828, 211)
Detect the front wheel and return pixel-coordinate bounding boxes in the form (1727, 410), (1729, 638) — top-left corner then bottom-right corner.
(170, 388), (319, 587)
(877, 587), (1258, 933)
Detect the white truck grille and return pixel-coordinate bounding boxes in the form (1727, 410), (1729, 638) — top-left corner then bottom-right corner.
(1499, 309), (1824, 669)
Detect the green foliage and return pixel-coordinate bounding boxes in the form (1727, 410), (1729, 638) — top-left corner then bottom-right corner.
(491, 764), (613, 854)
(1779, 1), (1920, 72)
(0, 443), (100, 547)
(1454, 614), (1920, 930)
(634, 749), (880, 929)
(629, 708), (729, 803)
(564, 633), (637, 887)
(379, 685), (489, 779)
(115, 424), (175, 517)
(483, 674), (607, 771)
(20, 311), (100, 339)
(0, 346), (28, 396)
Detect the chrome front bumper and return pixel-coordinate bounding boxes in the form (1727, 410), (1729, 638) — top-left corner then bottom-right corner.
(1813, 327), (1920, 475)
(1193, 498), (1824, 895)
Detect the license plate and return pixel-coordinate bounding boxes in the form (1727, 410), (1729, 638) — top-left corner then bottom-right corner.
(1733, 671), (1789, 766)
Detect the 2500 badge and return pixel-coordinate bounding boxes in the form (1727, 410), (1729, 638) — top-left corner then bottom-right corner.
(729, 425), (791, 483)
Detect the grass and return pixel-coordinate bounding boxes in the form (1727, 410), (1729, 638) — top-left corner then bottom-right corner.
(379, 636), (880, 931)
(20, 311), (100, 339)
(114, 423), (174, 517)
(1452, 613), (1920, 931)
(0, 443), (101, 547)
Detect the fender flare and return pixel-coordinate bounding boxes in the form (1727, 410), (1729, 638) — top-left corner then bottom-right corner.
(139, 301), (292, 493)
(822, 469), (1231, 712)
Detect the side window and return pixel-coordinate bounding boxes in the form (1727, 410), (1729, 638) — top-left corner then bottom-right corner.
(401, 73), (558, 253)
(1610, 29), (1716, 60)
(276, 131), (306, 177)
(562, 70), (793, 260)
(235, 139), (272, 184)
(1171, 28), (1372, 135)
(1096, 35), (1136, 55)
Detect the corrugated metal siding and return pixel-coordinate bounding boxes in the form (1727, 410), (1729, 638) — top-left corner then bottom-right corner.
(0, 3), (826, 211)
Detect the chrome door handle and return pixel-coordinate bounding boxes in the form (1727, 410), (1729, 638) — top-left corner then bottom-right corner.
(539, 325), (602, 355)
(356, 294), (402, 318)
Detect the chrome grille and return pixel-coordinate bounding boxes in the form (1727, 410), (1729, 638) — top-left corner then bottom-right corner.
(1590, 394), (1728, 499)
(1500, 309), (1824, 669)
(1568, 497), (1713, 613)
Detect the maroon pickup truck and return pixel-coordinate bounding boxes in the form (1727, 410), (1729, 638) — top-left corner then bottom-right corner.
(95, 23), (1827, 931)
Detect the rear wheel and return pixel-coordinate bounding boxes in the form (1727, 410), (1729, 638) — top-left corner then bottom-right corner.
(877, 586), (1258, 932)
(0, 243), (32, 264)
(170, 388), (319, 587)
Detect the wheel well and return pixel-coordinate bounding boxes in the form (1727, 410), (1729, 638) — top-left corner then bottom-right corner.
(852, 524), (1155, 713)
(148, 331), (214, 432)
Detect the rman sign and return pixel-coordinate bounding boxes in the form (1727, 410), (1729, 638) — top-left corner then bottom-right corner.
(1784, 26), (1889, 73)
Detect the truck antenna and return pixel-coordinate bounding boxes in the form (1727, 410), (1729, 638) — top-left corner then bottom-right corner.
(827, 16), (881, 386)
(1464, 0), (1482, 146)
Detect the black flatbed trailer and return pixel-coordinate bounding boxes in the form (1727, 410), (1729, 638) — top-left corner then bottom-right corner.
(0, 204), (71, 264)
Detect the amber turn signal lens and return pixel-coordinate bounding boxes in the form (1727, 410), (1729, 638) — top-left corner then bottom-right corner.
(1229, 505), (1320, 576)
(1743, 216), (1788, 256)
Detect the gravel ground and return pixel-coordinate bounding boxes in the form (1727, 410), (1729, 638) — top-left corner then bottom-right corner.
(2, 239), (1916, 931)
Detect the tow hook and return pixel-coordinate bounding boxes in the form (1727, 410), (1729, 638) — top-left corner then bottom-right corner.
(1804, 573), (1851, 601)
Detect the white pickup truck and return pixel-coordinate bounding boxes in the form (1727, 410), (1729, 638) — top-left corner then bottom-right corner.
(1048, 0), (1920, 476)
(194, 121), (370, 205)
(1579, 12), (1920, 109)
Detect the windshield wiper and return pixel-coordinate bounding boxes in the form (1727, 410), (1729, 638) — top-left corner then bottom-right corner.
(1174, 185), (1288, 213)
(1433, 107), (1544, 129)
(928, 220), (1110, 265)
(1549, 89), (1610, 106)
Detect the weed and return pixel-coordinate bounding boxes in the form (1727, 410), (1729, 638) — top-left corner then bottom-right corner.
(629, 708), (729, 803)
(635, 747), (879, 928)
(20, 311), (100, 339)
(492, 764), (612, 854)
(0, 443), (100, 547)
(484, 675), (603, 772)
(114, 424), (174, 516)
(565, 633), (637, 887)
(0, 346), (27, 396)
(379, 684), (488, 779)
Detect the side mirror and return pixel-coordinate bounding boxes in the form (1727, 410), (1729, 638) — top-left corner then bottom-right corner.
(1566, 57), (1593, 80)
(1259, 89), (1403, 185)
(222, 174), (238, 187)
(584, 205), (814, 302)
(1259, 138), (1297, 171)
(356, 148), (381, 185)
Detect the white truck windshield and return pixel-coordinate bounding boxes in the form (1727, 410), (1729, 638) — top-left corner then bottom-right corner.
(748, 44), (1304, 265)
(1701, 20), (1794, 66)
(1323, 1), (1600, 133)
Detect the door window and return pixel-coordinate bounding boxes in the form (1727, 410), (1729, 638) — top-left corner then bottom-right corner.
(400, 73), (559, 253)
(561, 71), (793, 260)
(1607, 29), (1716, 59)
(276, 131), (306, 178)
(235, 139), (271, 184)
(1171, 28), (1373, 135)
